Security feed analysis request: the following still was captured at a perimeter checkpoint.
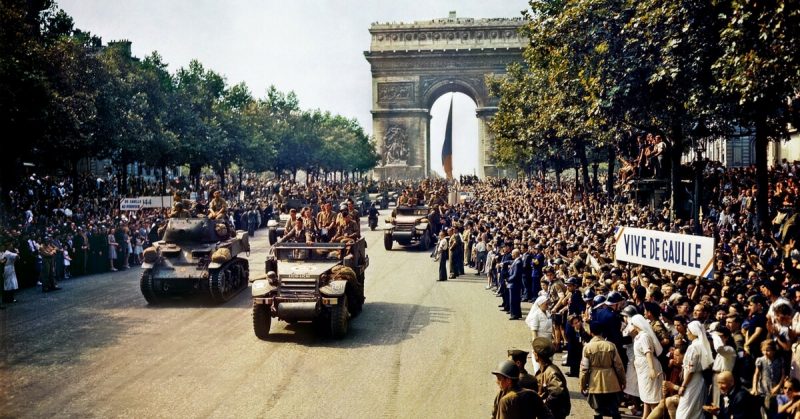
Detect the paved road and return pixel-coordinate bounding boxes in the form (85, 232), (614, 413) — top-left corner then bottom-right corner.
(0, 210), (595, 418)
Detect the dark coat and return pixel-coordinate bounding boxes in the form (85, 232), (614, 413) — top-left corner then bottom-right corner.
(508, 257), (524, 288)
(714, 386), (762, 419)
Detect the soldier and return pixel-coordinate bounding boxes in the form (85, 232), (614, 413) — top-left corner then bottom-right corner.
(40, 238), (61, 292)
(169, 201), (191, 219)
(508, 349), (538, 391)
(580, 321), (626, 419)
(532, 337), (571, 419)
(330, 205), (360, 243)
(208, 190), (228, 220)
(491, 360), (554, 419)
(316, 202), (336, 242)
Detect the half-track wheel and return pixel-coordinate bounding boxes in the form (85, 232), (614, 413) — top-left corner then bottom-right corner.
(329, 294), (349, 339)
(268, 229), (278, 245)
(140, 269), (161, 305)
(383, 233), (393, 251)
(252, 302), (271, 340)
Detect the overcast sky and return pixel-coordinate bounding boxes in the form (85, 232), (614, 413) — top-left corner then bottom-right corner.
(57, 0), (529, 177)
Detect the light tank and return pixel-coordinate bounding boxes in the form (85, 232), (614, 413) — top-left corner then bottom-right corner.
(140, 218), (250, 304)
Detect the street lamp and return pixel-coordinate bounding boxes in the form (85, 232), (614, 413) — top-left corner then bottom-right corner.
(691, 121), (710, 235)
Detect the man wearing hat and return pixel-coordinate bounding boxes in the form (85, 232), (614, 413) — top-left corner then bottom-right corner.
(530, 244), (545, 302)
(532, 337), (571, 419)
(508, 349), (538, 391)
(490, 360), (554, 419)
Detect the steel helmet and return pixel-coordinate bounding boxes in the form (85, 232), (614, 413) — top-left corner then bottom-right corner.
(605, 291), (625, 304)
(491, 360), (520, 379)
(565, 277), (580, 286)
(582, 288), (596, 301)
(592, 295), (606, 308)
(621, 304), (638, 318)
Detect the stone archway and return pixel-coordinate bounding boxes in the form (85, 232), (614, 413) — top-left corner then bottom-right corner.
(364, 11), (525, 179)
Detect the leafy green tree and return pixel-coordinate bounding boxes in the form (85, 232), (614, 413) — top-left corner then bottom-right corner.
(713, 0), (800, 228)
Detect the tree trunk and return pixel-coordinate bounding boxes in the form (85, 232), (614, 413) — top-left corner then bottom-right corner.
(755, 116), (769, 230)
(669, 121), (685, 221)
(575, 139), (591, 190)
(160, 164), (167, 195)
(592, 163), (599, 194)
(118, 161), (129, 196)
(606, 144), (616, 197)
(216, 164), (226, 191)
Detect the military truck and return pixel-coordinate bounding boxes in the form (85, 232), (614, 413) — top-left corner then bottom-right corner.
(383, 206), (433, 251)
(251, 238), (368, 339)
(140, 218), (250, 304)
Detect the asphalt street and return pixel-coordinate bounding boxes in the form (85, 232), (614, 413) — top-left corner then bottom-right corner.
(0, 210), (594, 418)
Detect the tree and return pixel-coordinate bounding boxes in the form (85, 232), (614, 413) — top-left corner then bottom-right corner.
(713, 0), (800, 228)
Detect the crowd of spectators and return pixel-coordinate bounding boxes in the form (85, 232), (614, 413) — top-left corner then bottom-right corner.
(0, 171), (413, 303)
(425, 162), (800, 418)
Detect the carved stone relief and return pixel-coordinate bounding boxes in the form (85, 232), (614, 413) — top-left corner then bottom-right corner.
(383, 125), (409, 165)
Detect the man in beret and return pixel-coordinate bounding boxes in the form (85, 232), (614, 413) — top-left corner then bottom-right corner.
(491, 360), (554, 419)
(508, 349), (538, 391)
(532, 337), (571, 419)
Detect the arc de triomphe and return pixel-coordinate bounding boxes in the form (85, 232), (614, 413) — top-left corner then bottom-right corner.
(365, 12), (525, 179)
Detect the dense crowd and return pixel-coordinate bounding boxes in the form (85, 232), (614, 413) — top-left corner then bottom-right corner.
(422, 162), (800, 418)
(0, 171), (410, 305)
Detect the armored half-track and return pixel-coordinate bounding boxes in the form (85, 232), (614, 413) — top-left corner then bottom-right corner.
(140, 218), (250, 304)
(251, 238), (368, 339)
(383, 206), (433, 251)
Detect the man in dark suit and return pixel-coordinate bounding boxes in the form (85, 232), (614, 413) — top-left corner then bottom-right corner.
(507, 249), (524, 320)
(496, 243), (512, 312)
(520, 243), (532, 302)
(703, 371), (761, 419)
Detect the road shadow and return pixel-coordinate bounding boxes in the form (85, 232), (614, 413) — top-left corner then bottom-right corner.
(1, 307), (137, 367)
(252, 301), (452, 348)
(140, 287), (252, 309)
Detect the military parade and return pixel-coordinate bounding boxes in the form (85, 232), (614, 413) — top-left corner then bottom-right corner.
(2, 1), (800, 418)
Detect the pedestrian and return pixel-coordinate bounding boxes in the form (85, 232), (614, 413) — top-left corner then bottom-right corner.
(675, 321), (714, 419)
(508, 348), (538, 391)
(580, 320), (626, 419)
(526, 295), (553, 342)
(491, 360), (554, 419)
(434, 230), (449, 281)
(507, 248), (523, 320)
(532, 337), (571, 419)
(2, 243), (20, 303)
(107, 228), (118, 272)
(629, 314), (664, 419)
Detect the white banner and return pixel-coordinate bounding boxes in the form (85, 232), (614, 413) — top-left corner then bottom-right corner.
(613, 226), (715, 278)
(119, 196), (173, 211)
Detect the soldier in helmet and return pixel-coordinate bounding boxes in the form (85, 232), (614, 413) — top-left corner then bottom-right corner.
(330, 204), (359, 243)
(491, 360), (554, 419)
(208, 190), (228, 220)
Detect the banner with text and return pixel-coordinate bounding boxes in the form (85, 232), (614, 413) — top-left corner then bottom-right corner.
(120, 196), (173, 211)
(614, 226), (715, 278)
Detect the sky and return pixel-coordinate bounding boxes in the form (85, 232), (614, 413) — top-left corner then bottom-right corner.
(57, 0), (530, 177)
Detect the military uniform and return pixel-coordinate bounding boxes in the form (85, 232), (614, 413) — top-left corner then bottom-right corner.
(332, 218), (359, 243)
(209, 196), (228, 219)
(579, 335), (626, 419)
(491, 385), (554, 419)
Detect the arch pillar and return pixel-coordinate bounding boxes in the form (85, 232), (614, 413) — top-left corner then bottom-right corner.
(372, 108), (430, 180)
(477, 107), (499, 178)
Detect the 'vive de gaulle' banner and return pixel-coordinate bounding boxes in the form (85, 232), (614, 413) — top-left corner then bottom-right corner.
(613, 226), (715, 279)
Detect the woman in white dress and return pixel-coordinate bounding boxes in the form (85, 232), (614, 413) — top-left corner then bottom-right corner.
(526, 295), (553, 341)
(676, 321), (714, 419)
(630, 314), (664, 419)
(2, 245), (20, 303)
